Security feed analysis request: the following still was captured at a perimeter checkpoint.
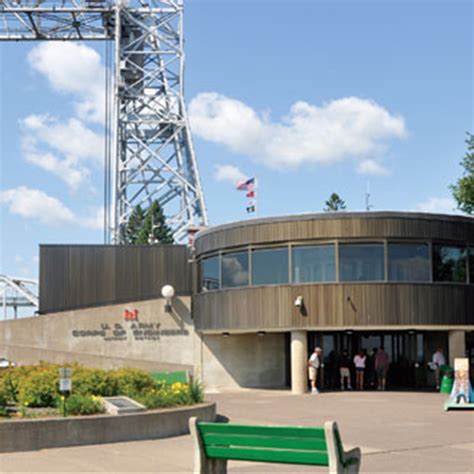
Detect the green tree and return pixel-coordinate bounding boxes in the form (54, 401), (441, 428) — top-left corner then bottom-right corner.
(124, 201), (174, 244)
(124, 205), (146, 244)
(324, 193), (347, 212)
(451, 132), (474, 215)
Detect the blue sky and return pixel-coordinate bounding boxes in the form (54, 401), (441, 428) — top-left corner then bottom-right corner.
(0, 0), (472, 280)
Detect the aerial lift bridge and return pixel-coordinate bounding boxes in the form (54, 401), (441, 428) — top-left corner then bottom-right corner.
(0, 0), (208, 243)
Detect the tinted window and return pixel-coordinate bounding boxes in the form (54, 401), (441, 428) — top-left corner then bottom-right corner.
(433, 245), (467, 282)
(292, 245), (336, 283)
(388, 243), (430, 282)
(470, 248), (474, 284)
(252, 248), (289, 285)
(201, 256), (220, 291)
(339, 243), (384, 282)
(222, 251), (249, 288)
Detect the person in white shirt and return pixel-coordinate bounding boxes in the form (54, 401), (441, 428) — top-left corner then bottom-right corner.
(353, 351), (367, 390)
(308, 347), (322, 393)
(432, 348), (446, 390)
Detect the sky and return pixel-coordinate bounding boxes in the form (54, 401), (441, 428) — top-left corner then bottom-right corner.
(0, 0), (473, 281)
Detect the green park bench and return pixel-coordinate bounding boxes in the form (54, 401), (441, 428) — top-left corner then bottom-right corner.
(189, 417), (361, 473)
(150, 370), (189, 384)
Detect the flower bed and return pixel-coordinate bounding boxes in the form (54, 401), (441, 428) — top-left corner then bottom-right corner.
(0, 362), (203, 419)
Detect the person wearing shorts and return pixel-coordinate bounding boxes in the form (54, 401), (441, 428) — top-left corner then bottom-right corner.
(308, 347), (322, 393)
(375, 346), (390, 390)
(339, 350), (352, 390)
(353, 351), (366, 390)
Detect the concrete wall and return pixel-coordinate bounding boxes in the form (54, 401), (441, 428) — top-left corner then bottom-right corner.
(0, 297), (194, 372)
(196, 332), (287, 391)
(0, 402), (216, 453)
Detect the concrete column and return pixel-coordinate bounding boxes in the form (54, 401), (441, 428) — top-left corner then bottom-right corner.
(448, 330), (466, 367)
(291, 330), (308, 394)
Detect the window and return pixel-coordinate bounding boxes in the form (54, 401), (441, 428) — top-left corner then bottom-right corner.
(252, 247), (289, 285)
(292, 244), (336, 283)
(200, 255), (220, 291)
(470, 248), (474, 284)
(388, 243), (430, 282)
(339, 243), (384, 282)
(222, 251), (249, 288)
(433, 245), (467, 282)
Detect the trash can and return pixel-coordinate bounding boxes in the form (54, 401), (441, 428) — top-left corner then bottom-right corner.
(440, 366), (454, 394)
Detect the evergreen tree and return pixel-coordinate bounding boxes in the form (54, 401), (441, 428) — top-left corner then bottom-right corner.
(124, 201), (174, 244)
(124, 205), (146, 244)
(451, 132), (474, 215)
(324, 193), (347, 212)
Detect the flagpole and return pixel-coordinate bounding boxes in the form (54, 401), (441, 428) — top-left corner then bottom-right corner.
(255, 178), (258, 217)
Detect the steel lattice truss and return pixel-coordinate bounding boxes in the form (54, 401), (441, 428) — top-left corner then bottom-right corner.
(0, 0), (208, 243)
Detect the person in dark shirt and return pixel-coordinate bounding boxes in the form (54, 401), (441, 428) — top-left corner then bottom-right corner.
(339, 350), (352, 390)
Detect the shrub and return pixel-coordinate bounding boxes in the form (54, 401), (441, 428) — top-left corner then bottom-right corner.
(136, 382), (193, 409)
(72, 368), (118, 397)
(189, 380), (204, 404)
(62, 394), (104, 416)
(18, 368), (59, 408)
(0, 378), (8, 408)
(0, 365), (36, 402)
(110, 368), (156, 397)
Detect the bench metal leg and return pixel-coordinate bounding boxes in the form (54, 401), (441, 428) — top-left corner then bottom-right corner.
(189, 416), (227, 474)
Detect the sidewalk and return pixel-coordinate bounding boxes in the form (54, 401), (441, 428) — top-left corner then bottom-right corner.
(0, 390), (472, 473)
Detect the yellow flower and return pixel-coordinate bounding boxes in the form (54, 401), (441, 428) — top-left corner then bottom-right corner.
(23, 402), (28, 406)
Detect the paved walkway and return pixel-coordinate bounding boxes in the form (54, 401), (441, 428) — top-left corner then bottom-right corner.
(0, 390), (473, 473)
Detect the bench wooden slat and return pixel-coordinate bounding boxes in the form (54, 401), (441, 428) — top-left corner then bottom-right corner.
(205, 446), (330, 466)
(198, 422), (326, 440)
(202, 433), (327, 452)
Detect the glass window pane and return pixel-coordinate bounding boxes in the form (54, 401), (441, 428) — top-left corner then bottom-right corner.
(470, 248), (474, 283)
(201, 256), (220, 291)
(433, 245), (467, 282)
(292, 245), (336, 283)
(252, 247), (288, 285)
(339, 243), (384, 282)
(388, 243), (430, 282)
(222, 251), (249, 288)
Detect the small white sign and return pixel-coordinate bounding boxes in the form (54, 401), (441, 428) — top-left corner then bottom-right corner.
(59, 378), (72, 392)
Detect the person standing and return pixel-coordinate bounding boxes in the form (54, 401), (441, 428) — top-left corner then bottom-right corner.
(353, 351), (367, 390)
(367, 348), (377, 389)
(308, 347), (322, 393)
(375, 346), (390, 390)
(432, 347), (446, 390)
(339, 350), (352, 390)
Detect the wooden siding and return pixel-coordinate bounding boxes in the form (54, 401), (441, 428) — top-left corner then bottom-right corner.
(39, 245), (192, 314)
(193, 284), (474, 331)
(195, 213), (474, 256)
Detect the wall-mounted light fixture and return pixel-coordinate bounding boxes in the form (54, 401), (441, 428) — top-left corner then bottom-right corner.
(161, 284), (175, 313)
(345, 330), (353, 335)
(257, 331), (266, 337)
(407, 330), (416, 335)
(294, 296), (304, 308)
(222, 332), (230, 338)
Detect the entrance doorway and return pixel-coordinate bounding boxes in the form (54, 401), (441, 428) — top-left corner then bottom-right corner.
(308, 331), (448, 390)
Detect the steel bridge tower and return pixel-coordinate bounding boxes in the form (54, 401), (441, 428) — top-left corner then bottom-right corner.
(0, 0), (208, 243)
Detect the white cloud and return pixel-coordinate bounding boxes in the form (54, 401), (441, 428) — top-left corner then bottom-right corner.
(414, 197), (458, 215)
(0, 187), (104, 230)
(0, 187), (75, 225)
(80, 207), (104, 230)
(21, 114), (103, 190)
(357, 159), (391, 176)
(28, 43), (106, 123)
(189, 92), (406, 171)
(214, 164), (247, 185)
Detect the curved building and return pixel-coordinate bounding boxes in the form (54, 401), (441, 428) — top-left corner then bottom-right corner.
(194, 212), (474, 392)
(1, 212), (473, 393)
